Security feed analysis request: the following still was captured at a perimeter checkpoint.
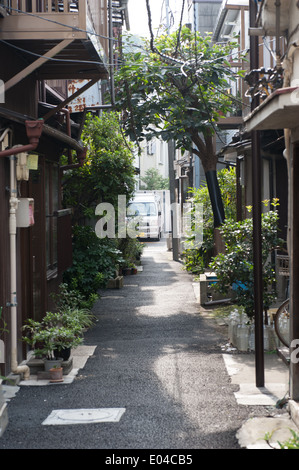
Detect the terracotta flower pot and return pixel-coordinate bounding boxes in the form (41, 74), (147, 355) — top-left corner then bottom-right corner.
(49, 367), (64, 383)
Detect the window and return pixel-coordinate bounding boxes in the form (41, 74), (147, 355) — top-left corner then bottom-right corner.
(147, 140), (156, 155)
(127, 202), (157, 216)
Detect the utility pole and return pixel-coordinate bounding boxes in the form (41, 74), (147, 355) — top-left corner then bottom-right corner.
(165, 0), (180, 260)
(249, 0), (264, 388)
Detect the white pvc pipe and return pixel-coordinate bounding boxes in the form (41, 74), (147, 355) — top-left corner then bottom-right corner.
(1, 131), (30, 380)
(9, 152), (30, 380)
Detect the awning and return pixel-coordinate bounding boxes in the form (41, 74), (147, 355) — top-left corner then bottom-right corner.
(244, 87), (299, 132)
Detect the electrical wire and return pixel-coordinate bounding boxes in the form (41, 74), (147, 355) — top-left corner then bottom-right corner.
(0, 6), (263, 71)
(1, 3), (276, 67)
(1, 35), (250, 110)
(0, 3), (275, 112)
(263, 36), (277, 62)
(0, 38), (109, 66)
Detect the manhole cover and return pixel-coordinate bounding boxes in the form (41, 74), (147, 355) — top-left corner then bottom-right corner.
(42, 408), (126, 425)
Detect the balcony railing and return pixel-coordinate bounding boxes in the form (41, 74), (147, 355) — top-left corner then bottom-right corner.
(4, 0), (80, 13)
(0, 0), (109, 79)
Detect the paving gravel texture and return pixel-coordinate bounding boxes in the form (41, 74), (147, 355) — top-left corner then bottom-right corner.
(0, 241), (281, 451)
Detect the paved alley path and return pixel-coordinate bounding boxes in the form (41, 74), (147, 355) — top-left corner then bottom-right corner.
(0, 239), (251, 450)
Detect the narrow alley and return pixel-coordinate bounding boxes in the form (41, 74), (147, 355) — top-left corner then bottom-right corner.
(0, 240), (271, 450)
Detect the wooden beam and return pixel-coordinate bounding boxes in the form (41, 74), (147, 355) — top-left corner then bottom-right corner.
(4, 39), (74, 92)
(42, 77), (99, 121)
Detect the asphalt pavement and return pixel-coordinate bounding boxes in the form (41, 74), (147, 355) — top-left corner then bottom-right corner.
(0, 238), (298, 453)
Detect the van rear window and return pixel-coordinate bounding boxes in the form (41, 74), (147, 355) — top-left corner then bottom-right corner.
(128, 202), (157, 216)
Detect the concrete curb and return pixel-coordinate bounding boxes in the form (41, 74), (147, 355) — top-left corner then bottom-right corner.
(288, 399), (299, 428)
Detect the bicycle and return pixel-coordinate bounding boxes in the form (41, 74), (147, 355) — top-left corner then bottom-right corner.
(274, 255), (290, 347)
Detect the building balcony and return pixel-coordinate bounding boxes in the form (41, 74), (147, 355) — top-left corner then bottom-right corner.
(0, 0), (109, 79)
(244, 86), (299, 132)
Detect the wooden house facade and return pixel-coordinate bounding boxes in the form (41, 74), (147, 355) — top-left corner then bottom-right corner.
(0, 0), (128, 379)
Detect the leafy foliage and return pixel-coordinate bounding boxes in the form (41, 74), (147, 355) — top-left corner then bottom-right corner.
(117, 235), (145, 268)
(63, 226), (125, 304)
(182, 167), (237, 273)
(51, 283), (92, 311)
(140, 167), (169, 190)
(264, 428), (299, 449)
(60, 112), (139, 307)
(0, 306), (8, 338)
(115, 28), (243, 168)
(115, 27), (243, 226)
(209, 199), (284, 317)
(62, 112), (136, 224)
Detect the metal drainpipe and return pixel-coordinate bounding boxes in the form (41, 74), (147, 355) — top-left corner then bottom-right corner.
(0, 120), (43, 380)
(250, 0), (264, 388)
(8, 150), (30, 380)
(60, 147), (87, 171)
(0, 120), (44, 158)
(57, 108), (87, 170)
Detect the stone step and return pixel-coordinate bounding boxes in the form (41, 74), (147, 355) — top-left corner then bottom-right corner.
(27, 357), (73, 376)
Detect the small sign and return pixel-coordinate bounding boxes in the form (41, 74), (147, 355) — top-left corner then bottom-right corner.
(27, 154), (39, 170)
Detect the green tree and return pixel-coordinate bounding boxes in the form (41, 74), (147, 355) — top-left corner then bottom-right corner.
(140, 168), (169, 190)
(115, 25), (244, 229)
(62, 112), (136, 224)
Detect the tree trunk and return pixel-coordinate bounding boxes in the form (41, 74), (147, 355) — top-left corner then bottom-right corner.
(192, 131), (225, 228)
(191, 131), (226, 254)
(205, 170), (225, 228)
(205, 170), (226, 255)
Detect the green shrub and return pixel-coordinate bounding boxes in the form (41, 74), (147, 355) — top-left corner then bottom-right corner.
(182, 167), (237, 274)
(209, 199), (284, 318)
(117, 235), (145, 267)
(63, 225), (124, 302)
(62, 112), (136, 225)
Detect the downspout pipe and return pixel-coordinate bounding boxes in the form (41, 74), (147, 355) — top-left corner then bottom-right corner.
(0, 119), (44, 158)
(8, 152), (31, 380)
(60, 147), (87, 171)
(250, 0), (264, 388)
(2, 120), (43, 380)
(48, 107), (86, 171)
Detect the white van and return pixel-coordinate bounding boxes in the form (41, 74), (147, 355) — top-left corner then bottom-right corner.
(127, 192), (162, 240)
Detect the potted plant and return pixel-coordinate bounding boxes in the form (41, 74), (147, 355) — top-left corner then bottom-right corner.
(23, 323), (63, 369)
(49, 364), (64, 383)
(209, 199), (284, 321)
(22, 319), (84, 370)
(52, 326), (83, 361)
(130, 263), (138, 275)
